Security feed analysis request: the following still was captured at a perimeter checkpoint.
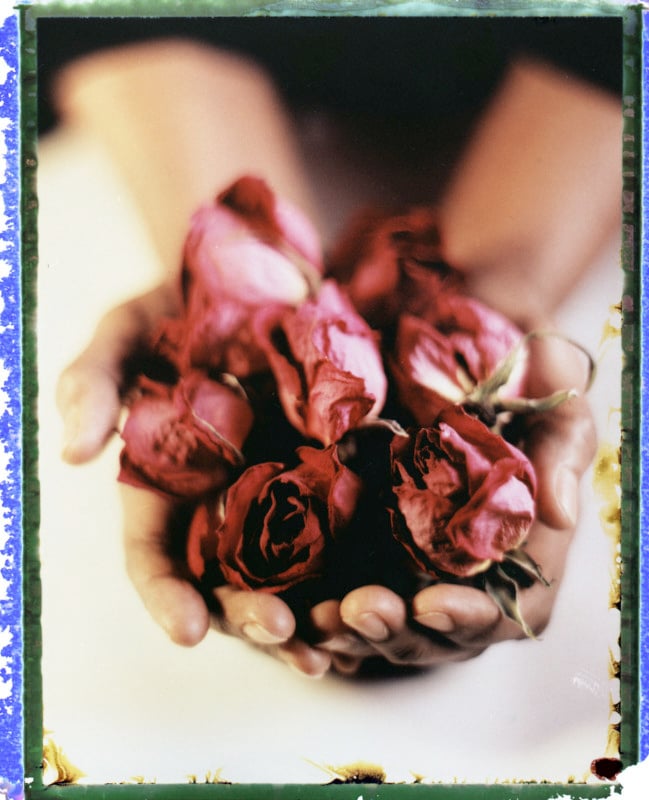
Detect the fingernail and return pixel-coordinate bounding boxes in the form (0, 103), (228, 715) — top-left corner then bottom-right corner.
(288, 652), (330, 679)
(289, 662), (327, 679)
(556, 466), (578, 528)
(319, 634), (360, 652)
(345, 612), (390, 642)
(242, 622), (286, 645)
(413, 611), (456, 633)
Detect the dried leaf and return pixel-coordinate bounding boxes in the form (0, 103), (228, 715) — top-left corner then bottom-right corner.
(484, 565), (536, 639)
(504, 547), (551, 587)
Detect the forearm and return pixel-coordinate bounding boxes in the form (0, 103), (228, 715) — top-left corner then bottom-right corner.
(439, 57), (622, 324)
(53, 38), (316, 276)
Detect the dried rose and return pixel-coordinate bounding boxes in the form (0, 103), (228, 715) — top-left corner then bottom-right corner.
(186, 445), (362, 593)
(172, 175), (323, 376)
(327, 206), (462, 327)
(389, 406), (536, 579)
(390, 292), (526, 424)
(256, 280), (388, 446)
(118, 371), (254, 500)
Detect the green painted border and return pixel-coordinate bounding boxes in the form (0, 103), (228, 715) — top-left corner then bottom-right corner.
(16, 0), (641, 19)
(19, 1), (642, 798)
(20, 1), (44, 796)
(21, 783), (622, 799)
(619, 3), (642, 776)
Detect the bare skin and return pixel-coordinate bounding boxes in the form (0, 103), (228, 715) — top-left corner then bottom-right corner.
(55, 39), (613, 676)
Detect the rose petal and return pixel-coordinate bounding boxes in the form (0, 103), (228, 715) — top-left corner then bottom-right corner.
(258, 281), (388, 445)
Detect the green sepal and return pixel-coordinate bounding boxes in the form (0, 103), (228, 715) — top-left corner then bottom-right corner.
(466, 328), (596, 415)
(359, 417), (410, 438)
(484, 565), (536, 639)
(494, 387), (578, 415)
(503, 547), (552, 588)
(468, 336), (527, 404)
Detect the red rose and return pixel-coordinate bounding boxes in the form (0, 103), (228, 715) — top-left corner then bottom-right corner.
(118, 371), (254, 500)
(155, 294), (272, 377)
(174, 176), (323, 376)
(327, 206), (462, 326)
(390, 293), (526, 424)
(186, 445), (362, 593)
(389, 407), (536, 578)
(257, 280), (388, 446)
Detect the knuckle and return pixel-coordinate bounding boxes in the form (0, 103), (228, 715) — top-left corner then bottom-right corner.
(386, 640), (431, 666)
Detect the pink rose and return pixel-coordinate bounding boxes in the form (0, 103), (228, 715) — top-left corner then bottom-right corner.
(327, 206), (462, 326)
(257, 280), (388, 446)
(390, 293), (526, 424)
(174, 176), (323, 376)
(186, 445), (362, 593)
(118, 371), (254, 500)
(389, 407), (536, 578)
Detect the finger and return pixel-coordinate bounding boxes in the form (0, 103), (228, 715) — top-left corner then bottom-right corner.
(411, 583), (502, 648)
(339, 585), (402, 642)
(340, 586), (476, 667)
(330, 654), (364, 677)
(212, 584), (296, 645)
(121, 483), (210, 647)
(309, 599), (375, 658)
(211, 587), (331, 677)
(57, 364), (123, 464)
(274, 638), (332, 678)
(517, 327), (597, 531)
(524, 399), (596, 531)
(56, 283), (179, 464)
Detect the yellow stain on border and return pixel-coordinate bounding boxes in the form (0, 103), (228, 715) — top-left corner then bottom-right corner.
(592, 427), (622, 612)
(42, 731), (85, 785)
(306, 759), (387, 784)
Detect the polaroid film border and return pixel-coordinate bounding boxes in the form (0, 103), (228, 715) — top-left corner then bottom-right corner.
(1, 1), (644, 798)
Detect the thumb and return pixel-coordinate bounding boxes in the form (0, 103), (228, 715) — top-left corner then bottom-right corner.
(524, 395), (597, 531)
(56, 362), (123, 464)
(55, 283), (180, 464)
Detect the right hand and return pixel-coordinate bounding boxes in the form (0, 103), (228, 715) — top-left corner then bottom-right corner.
(56, 283), (332, 677)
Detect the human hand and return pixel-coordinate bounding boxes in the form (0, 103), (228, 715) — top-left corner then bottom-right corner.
(57, 284), (331, 676)
(308, 324), (597, 675)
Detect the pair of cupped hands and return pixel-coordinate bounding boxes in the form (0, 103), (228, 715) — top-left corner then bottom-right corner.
(57, 278), (596, 678)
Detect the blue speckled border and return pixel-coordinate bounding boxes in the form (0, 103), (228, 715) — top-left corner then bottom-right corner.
(640, 7), (649, 765)
(0, 6), (23, 800)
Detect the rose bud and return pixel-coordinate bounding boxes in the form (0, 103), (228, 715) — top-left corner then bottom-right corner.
(176, 175), (323, 376)
(389, 293), (527, 425)
(389, 406), (536, 579)
(327, 206), (462, 327)
(118, 371), (254, 500)
(186, 445), (362, 594)
(256, 280), (388, 446)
